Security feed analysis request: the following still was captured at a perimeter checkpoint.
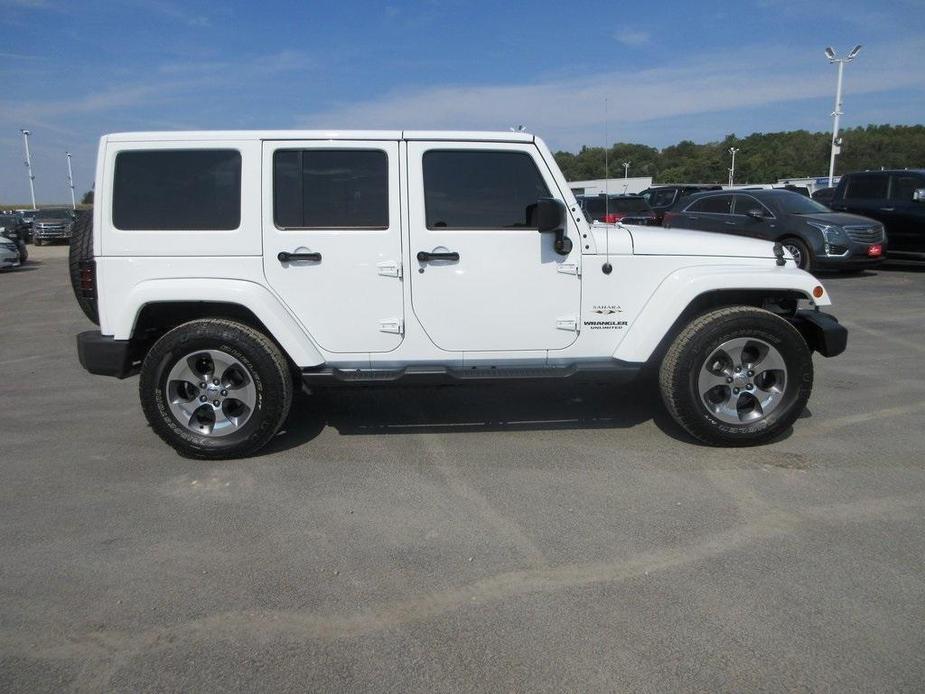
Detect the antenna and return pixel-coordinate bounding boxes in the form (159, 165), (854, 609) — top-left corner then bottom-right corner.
(604, 98), (609, 220)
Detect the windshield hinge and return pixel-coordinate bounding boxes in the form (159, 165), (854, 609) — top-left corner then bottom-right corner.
(556, 316), (579, 332)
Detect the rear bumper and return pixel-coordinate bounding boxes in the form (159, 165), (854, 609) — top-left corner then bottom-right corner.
(790, 310), (847, 358)
(76, 331), (137, 378)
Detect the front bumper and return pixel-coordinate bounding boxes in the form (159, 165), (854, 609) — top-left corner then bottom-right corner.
(76, 331), (137, 378)
(790, 310), (847, 358)
(0, 249), (20, 268)
(814, 239), (887, 270)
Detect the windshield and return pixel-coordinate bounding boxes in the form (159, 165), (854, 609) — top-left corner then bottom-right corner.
(775, 193), (831, 215)
(38, 209), (72, 219)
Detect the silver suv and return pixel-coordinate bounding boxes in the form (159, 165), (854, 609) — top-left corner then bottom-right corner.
(32, 208), (75, 245)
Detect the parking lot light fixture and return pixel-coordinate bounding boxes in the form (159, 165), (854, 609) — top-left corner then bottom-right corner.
(728, 147), (739, 186)
(825, 45), (862, 187)
(20, 129), (36, 210)
(623, 161), (630, 179)
(66, 152), (77, 210)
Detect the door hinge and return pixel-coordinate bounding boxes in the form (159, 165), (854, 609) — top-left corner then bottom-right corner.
(557, 263), (580, 277)
(377, 261), (402, 279)
(378, 318), (404, 335)
(556, 316), (580, 332)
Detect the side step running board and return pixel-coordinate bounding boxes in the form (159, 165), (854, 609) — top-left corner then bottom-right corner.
(301, 362), (641, 387)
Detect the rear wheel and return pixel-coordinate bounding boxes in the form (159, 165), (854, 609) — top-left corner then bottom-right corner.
(659, 306), (813, 446)
(139, 319), (293, 459)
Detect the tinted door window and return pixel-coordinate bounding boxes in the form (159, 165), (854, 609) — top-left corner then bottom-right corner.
(845, 174), (889, 200)
(113, 149), (241, 230)
(687, 195), (733, 214)
(274, 149), (388, 228)
(733, 195), (773, 217)
(423, 150), (550, 229)
(890, 175), (925, 202)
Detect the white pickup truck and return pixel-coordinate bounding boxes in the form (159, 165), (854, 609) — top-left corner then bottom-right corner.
(71, 130), (846, 459)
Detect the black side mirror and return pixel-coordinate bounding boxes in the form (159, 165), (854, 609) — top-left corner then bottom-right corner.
(536, 197), (572, 255)
(746, 208), (766, 220)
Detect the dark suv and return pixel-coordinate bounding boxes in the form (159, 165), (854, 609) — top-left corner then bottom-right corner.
(663, 189), (886, 272)
(639, 184), (722, 224)
(576, 194), (656, 224)
(828, 170), (925, 260)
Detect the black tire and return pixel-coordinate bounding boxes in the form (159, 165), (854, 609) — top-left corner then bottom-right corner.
(68, 209), (98, 324)
(781, 236), (813, 272)
(139, 319), (293, 459)
(659, 306), (813, 446)
(34, 239), (43, 246)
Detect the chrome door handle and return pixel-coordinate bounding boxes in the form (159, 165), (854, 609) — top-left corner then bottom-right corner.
(879, 207), (895, 212)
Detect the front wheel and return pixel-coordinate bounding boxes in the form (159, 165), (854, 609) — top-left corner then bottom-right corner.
(781, 236), (813, 271)
(659, 306), (813, 446)
(139, 319), (293, 459)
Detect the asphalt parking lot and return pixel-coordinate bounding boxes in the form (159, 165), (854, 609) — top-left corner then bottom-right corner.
(1, 244), (924, 692)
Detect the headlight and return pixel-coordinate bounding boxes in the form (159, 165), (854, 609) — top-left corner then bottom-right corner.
(807, 222), (849, 256)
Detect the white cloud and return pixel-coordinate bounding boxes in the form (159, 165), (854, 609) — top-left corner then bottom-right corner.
(297, 39), (925, 150)
(614, 29), (651, 47)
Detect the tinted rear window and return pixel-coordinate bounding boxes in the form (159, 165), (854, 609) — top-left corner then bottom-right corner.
(610, 197), (649, 213)
(274, 149), (389, 228)
(113, 149), (241, 230)
(687, 195), (733, 214)
(423, 150), (550, 229)
(845, 173), (889, 199)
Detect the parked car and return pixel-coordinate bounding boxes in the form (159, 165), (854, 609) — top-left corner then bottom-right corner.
(73, 129), (846, 459)
(32, 208), (75, 245)
(828, 169), (925, 261)
(663, 189), (885, 272)
(576, 194), (656, 224)
(811, 187), (836, 206)
(639, 184), (722, 224)
(0, 235), (21, 269)
(16, 209), (36, 241)
(0, 213), (28, 262)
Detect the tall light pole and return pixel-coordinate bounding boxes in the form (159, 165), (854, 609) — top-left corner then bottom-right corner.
(66, 152), (76, 209)
(622, 161), (630, 179)
(728, 147), (739, 186)
(20, 129), (36, 210)
(825, 44), (862, 187)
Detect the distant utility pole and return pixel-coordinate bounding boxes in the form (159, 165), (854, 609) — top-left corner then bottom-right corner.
(825, 44), (862, 187)
(66, 152), (76, 209)
(622, 161), (630, 179)
(728, 147), (739, 186)
(20, 129), (36, 210)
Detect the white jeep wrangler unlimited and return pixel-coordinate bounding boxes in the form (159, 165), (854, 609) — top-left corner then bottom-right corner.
(71, 130), (846, 459)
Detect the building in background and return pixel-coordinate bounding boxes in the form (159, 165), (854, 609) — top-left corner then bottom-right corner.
(567, 177), (653, 197)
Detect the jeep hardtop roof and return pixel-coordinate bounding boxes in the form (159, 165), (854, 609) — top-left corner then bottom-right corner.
(103, 130), (537, 143)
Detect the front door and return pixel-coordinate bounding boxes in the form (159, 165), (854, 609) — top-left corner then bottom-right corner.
(406, 142), (581, 353)
(262, 140), (404, 354)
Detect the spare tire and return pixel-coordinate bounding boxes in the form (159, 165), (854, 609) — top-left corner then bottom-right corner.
(68, 208), (99, 325)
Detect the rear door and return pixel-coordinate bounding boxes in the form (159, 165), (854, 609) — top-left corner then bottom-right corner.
(261, 140), (404, 354)
(887, 173), (925, 252)
(679, 194), (734, 232)
(406, 142), (581, 352)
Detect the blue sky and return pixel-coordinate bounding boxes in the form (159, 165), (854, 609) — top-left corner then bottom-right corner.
(2, 0), (924, 203)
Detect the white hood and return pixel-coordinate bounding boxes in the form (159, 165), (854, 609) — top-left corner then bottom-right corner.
(624, 225), (779, 259)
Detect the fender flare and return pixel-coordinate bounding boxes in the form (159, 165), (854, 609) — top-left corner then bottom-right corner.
(113, 278), (325, 367)
(612, 264), (828, 363)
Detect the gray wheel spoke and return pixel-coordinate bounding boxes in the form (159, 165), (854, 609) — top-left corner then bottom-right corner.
(164, 349), (256, 437)
(698, 336), (789, 425)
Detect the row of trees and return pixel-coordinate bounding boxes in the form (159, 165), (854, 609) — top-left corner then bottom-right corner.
(553, 124), (925, 184)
